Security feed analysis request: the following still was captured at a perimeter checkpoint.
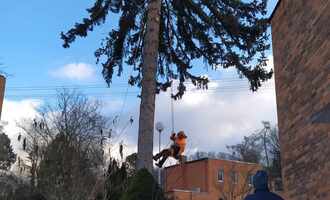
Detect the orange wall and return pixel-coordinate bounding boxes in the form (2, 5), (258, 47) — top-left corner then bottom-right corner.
(165, 159), (261, 200)
(208, 159), (261, 200)
(165, 159), (208, 192)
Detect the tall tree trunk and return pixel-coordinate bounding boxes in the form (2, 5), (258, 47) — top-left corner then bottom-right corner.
(137, 0), (161, 172)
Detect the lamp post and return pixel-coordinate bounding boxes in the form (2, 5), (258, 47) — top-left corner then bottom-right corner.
(262, 121), (271, 168)
(155, 121), (164, 185)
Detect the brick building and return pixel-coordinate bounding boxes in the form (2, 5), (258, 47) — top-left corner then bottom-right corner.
(270, 0), (330, 199)
(164, 158), (261, 200)
(0, 75), (5, 119)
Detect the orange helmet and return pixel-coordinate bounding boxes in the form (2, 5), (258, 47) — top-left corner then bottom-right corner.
(177, 131), (187, 139)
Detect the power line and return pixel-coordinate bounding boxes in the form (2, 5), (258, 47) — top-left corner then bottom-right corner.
(5, 77), (270, 90)
(4, 76), (274, 99)
(5, 86), (275, 99)
(4, 78), (274, 100)
(4, 81), (273, 94)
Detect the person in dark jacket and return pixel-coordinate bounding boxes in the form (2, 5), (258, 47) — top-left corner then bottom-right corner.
(244, 170), (284, 200)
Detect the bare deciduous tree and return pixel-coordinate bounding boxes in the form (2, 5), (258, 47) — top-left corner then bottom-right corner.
(226, 123), (283, 192)
(227, 134), (263, 164)
(18, 90), (111, 200)
(218, 164), (257, 200)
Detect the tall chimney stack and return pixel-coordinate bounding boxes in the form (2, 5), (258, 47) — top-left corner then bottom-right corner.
(0, 75), (6, 119)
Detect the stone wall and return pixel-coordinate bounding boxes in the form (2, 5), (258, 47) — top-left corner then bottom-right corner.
(271, 0), (330, 199)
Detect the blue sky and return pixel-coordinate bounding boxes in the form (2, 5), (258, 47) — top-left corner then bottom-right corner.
(1, 0), (278, 100)
(1, 2), (105, 84)
(1, 0), (279, 159)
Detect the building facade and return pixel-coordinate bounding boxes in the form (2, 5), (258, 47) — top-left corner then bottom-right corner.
(0, 75), (5, 119)
(164, 158), (261, 200)
(271, 0), (330, 199)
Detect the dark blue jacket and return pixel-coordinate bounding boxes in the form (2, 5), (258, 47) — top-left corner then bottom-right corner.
(244, 189), (284, 200)
(244, 171), (284, 200)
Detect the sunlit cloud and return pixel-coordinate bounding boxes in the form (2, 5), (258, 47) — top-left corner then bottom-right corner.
(50, 63), (96, 81)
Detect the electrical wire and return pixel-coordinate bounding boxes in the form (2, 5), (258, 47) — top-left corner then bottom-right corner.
(5, 77), (271, 90)
(5, 84), (275, 99)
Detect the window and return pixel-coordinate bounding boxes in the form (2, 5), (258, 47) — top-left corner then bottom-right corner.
(248, 174), (254, 186)
(230, 171), (238, 184)
(217, 169), (224, 182)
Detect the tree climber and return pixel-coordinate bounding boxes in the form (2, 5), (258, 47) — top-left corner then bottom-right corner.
(153, 131), (187, 168)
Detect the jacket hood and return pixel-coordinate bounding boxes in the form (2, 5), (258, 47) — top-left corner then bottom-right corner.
(253, 170), (269, 190)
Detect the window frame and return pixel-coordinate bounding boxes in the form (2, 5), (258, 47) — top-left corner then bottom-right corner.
(248, 174), (253, 186)
(230, 171), (238, 184)
(217, 169), (224, 182)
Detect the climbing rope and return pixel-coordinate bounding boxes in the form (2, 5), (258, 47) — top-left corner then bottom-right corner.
(109, 118), (134, 154)
(170, 80), (175, 134)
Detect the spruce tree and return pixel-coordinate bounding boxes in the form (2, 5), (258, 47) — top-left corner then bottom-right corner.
(61, 0), (271, 172)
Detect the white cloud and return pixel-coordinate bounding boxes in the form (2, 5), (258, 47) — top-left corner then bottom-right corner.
(1, 99), (42, 164)
(114, 56), (277, 162)
(156, 87), (277, 152)
(50, 63), (96, 81)
(1, 55), (277, 169)
(103, 100), (125, 112)
(266, 55), (274, 70)
(115, 85), (277, 162)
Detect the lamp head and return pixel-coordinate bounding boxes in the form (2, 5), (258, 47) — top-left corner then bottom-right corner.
(155, 122), (164, 132)
(262, 121), (271, 129)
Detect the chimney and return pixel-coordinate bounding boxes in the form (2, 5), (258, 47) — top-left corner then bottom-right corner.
(0, 75), (6, 119)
